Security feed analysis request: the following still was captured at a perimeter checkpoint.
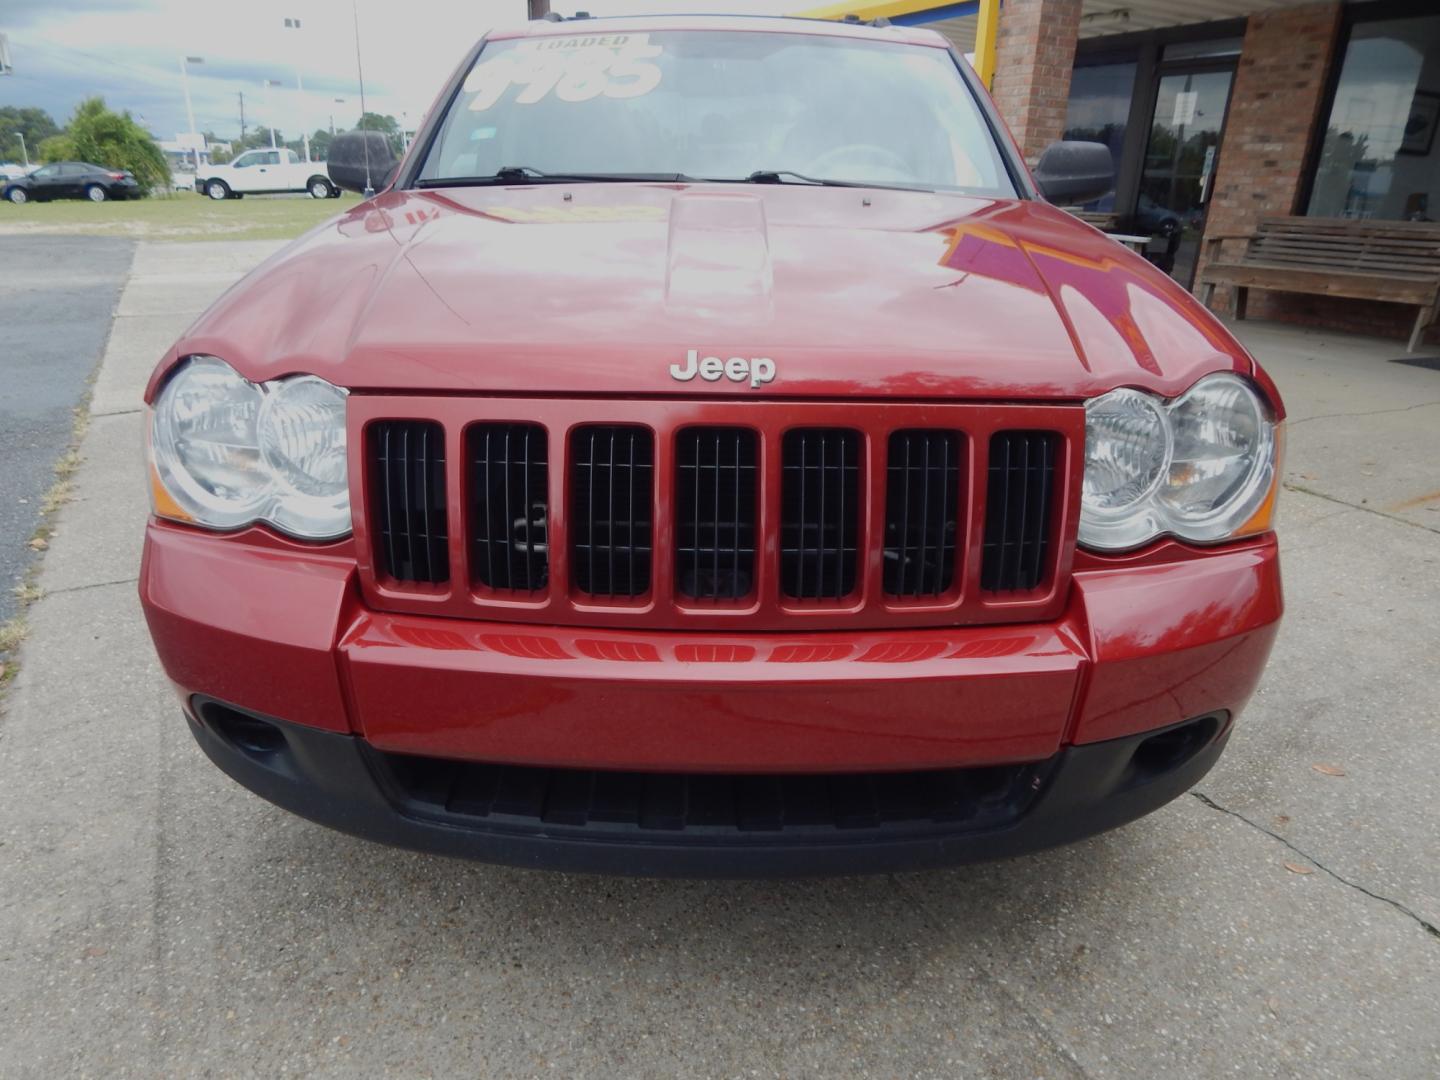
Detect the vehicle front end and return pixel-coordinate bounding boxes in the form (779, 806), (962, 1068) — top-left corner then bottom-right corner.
(139, 16), (1283, 877)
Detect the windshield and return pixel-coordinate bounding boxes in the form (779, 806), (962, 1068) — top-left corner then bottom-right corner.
(416, 30), (1014, 195)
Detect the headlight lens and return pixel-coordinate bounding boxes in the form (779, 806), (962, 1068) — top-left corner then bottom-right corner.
(1080, 373), (1277, 551)
(150, 356), (351, 540)
(257, 376), (351, 537)
(1082, 388), (1171, 515)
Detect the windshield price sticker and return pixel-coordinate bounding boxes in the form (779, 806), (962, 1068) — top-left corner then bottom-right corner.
(465, 35), (663, 111)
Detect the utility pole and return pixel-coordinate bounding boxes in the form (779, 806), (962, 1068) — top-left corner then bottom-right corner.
(14, 132), (27, 168)
(238, 90), (246, 142)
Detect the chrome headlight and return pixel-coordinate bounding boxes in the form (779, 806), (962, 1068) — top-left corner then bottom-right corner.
(150, 356), (351, 540)
(1080, 373), (1278, 551)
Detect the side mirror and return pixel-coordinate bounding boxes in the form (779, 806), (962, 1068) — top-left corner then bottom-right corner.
(1032, 141), (1114, 206)
(327, 130), (400, 196)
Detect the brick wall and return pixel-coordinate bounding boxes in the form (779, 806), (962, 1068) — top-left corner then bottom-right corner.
(1193, 3), (1431, 341)
(991, 0), (1083, 164)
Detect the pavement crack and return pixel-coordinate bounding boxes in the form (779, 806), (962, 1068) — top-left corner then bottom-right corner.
(45, 576), (140, 596)
(91, 407), (144, 418)
(1282, 483), (1440, 537)
(887, 874), (1092, 1078)
(1285, 400), (1440, 427)
(1192, 791), (1440, 942)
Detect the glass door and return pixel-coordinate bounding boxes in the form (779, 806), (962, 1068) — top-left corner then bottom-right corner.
(1137, 67), (1235, 289)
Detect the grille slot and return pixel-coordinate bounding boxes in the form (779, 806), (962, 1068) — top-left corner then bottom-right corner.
(571, 425), (654, 598)
(368, 420), (449, 584)
(469, 424), (548, 592)
(884, 430), (960, 598)
(780, 428), (860, 600)
(981, 431), (1058, 592)
(676, 427), (758, 601)
(379, 751), (1050, 838)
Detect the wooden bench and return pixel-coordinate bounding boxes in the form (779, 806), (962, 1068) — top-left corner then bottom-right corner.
(1199, 216), (1440, 352)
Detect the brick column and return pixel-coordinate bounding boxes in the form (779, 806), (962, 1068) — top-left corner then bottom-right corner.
(1199, 3), (1343, 308)
(990, 0), (1083, 165)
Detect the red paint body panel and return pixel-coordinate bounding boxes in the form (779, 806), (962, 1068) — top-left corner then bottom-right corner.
(341, 614), (1086, 772)
(1070, 537), (1283, 744)
(142, 192), (1278, 416)
(140, 524), (354, 733)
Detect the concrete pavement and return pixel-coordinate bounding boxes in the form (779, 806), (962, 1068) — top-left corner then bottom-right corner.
(0, 240), (1436, 1078)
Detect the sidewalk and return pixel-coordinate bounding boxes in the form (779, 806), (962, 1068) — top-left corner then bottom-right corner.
(0, 244), (1436, 1078)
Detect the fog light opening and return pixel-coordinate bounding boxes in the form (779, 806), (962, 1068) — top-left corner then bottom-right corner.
(1129, 714), (1222, 781)
(202, 701), (288, 756)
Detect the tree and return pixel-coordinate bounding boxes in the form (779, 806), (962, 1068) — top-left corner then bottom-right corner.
(47, 98), (168, 194)
(37, 134), (76, 163)
(234, 127), (283, 153)
(308, 128), (332, 161)
(0, 106), (61, 163)
(202, 130), (233, 164)
(357, 112), (403, 156)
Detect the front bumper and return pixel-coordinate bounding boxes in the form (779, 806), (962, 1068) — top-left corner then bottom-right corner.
(187, 695), (1232, 877)
(141, 523), (1281, 874)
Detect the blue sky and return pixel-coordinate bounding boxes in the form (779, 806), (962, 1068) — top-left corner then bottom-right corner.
(0, 0), (791, 143)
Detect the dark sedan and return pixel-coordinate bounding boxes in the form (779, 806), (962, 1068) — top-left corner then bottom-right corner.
(3, 162), (140, 204)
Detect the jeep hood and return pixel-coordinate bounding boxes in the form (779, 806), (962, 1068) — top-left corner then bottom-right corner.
(156, 184), (1258, 403)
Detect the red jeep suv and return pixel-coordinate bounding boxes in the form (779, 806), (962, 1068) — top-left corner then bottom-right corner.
(140, 16), (1283, 876)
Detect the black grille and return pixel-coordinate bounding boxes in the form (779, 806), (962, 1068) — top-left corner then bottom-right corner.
(572, 426), (654, 598)
(884, 430), (960, 598)
(981, 431), (1058, 592)
(676, 428), (758, 601)
(368, 420), (448, 584)
(780, 429), (860, 600)
(378, 751), (1049, 839)
(469, 424), (548, 592)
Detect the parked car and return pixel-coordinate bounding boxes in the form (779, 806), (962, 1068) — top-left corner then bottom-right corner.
(140, 15), (1284, 877)
(3, 161), (139, 203)
(195, 147), (338, 200)
(0, 161), (32, 182)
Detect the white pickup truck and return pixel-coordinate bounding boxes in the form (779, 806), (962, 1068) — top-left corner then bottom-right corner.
(196, 148), (339, 200)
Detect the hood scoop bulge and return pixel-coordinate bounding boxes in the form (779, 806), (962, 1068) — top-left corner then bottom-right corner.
(663, 193), (774, 323)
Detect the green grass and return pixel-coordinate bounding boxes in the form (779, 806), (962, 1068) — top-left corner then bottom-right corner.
(0, 190), (363, 242)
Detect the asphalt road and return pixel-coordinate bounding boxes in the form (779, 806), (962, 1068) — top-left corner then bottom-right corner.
(0, 236), (134, 624)
(0, 240), (1437, 1078)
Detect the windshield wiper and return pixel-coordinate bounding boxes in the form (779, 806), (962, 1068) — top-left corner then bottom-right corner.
(416, 166), (694, 188)
(737, 169), (932, 193)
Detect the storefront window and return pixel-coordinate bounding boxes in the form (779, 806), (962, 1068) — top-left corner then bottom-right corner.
(1308, 12), (1440, 220)
(1063, 61), (1136, 210)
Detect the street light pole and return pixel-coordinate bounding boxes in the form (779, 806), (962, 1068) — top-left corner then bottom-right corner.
(282, 17), (310, 162)
(14, 132), (27, 168)
(179, 55), (204, 173)
(262, 80), (282, 149)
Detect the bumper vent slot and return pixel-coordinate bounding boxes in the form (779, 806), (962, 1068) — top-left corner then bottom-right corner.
(469, 423), (548, 592)
(368, 419), (449, 584)
(571, 425), (654, 598)
(378, 751), (1049, 838)
(884, 430), (961, 598)
(981, 431), (1058, 592)
(780, 428), (860, 600)
(676, 427), (758, 601)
